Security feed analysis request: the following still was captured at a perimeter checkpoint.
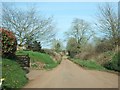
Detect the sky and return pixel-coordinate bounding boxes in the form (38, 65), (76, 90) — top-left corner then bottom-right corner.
(1, 0), (119, 2)
(2, 2), (118, 48)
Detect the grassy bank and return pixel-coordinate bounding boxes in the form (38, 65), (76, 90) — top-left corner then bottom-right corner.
(2, 50), (59, 89)
(16, 50), (59, 69)
(2, 58), (28, 89)
(71, 59), (106, 71)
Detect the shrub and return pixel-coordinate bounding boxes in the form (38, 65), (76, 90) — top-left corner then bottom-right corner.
(95, 41), (113, 53)
(32, 41), (41, 52)
(103, 51), (120, 72)
(74, 43), (96, 60)
(27, 41), (42, 52)
(43, 49), (62, 62)
(0, 28), (17, 58)
(75, 52), (92, 60)
(96, 51), (114, 65)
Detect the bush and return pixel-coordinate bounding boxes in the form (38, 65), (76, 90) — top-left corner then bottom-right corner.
(32, 41), (41, 52)
(75, 52), (93, 60)
(95, 40), (113, 53)
(2, 59), (28, 89)
(74, 43), (96, 60)
(27, 40), (43, 52)
(96, 51), (114, 65)
(43, 49), (62, 62)
(103, 51), (120, 72)
(0, 28), (17, 58)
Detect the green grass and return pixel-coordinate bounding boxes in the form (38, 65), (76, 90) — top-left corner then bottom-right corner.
(2, 58), (28, 89)
(71, 59), (106, 71)
(16, 50), (58, 69)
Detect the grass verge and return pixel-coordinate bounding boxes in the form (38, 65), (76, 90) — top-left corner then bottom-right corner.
(71, 59), (106, 71)
(2, 58), (28, 89)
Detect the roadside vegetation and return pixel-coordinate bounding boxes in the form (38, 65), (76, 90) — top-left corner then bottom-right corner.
(2, 58), (28, 89)
(1, 28), (28, 89)
(70, 59), (106, 71)
(16, 50), (60, 70)
(68, 47), (119, 72)
(65, 3), (119, 72)
(1, 2), (119, 89)
(1, 28), (61, 89)
(103, 51), (120, 72)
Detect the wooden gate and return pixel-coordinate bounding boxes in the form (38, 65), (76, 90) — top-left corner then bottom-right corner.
(16, 55), (30, 68)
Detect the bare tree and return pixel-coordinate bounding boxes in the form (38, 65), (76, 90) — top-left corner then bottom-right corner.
(65, 18), (94, 47)
(2, 3), (56, 47)
(96, 3), (118, 46)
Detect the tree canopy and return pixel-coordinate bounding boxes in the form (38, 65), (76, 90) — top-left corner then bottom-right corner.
(2, 3), (56, 47)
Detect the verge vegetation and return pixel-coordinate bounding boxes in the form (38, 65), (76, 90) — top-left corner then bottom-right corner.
(2, 58), (28, 89)
(70, 59), (106, 71)
(16, 50), (59, 70)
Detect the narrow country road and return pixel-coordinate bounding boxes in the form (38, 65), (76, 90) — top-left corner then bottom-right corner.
(24, 56), (118, 88)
